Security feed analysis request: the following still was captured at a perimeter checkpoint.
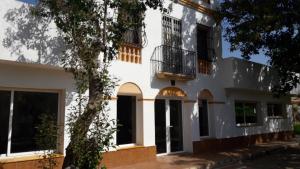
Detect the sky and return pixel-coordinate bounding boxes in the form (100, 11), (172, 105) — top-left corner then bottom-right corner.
(222, 38), (269, 65)
(221, 29), (270, 65)
(18, 0), (37, 4)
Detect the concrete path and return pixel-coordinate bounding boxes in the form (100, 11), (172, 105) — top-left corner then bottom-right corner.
(111, 139), (300, 169)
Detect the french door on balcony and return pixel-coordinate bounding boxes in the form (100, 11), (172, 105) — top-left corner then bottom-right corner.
(155, 99), (183, 154)
(162, 15), (182, 74)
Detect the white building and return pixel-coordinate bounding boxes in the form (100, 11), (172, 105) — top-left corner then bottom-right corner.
(0, 0), (294, 168)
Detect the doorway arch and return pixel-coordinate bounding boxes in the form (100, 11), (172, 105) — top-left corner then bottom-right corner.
(155, 86), (187, 154)
(116, 82), (143, 146)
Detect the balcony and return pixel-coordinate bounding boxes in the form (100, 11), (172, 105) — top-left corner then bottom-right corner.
(151, 45), (196, 81)
(197, 48), (215, 74)
(118, 29), (142, 64)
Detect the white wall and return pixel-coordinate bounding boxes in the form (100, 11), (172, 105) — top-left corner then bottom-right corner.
(0, 61), (77, 154)
(213, 90), (293, 139)
(0, 0), (64, 66)
(0, 0), (294, 156)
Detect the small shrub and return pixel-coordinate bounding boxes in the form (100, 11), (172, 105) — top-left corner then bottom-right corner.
(294, 123), (300, 135)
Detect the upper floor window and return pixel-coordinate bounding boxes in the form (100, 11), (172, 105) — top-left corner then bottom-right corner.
(162, 15), (182, 48)
(203, 0), (210, 4)
(267, 103), (285, 118)
(197, 24), (214, 74)
(0, 90), (59, 156)
(235, 101), (258, 126)
(123, 28), (142, 46)
(119, 8), (142, 47)
(117, 5), (143, 64)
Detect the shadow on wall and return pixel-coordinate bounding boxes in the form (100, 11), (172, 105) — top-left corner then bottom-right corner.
(150, 1), (221, 90)
(231, 58), (279, 91)
(2, 4), (64, 65)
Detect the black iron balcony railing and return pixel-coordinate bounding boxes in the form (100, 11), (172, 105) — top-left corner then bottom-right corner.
(151, 45), (196, 80)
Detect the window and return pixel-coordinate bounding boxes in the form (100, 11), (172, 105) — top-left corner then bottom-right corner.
(0, 90), (59, 156)
(123, 28), (142, 46)
(197, 24), (214, 74)
(117, 4), (143, 64)
(0, 91), (10, 154)
(267, 103), (284, 117)
(203, 0), (210, 4)
(235, 101), (257, 126)
(122, 13), (142, 46)
(162, 15), (182, 48)
(119, 3), (142, 47)
(199, 99), (209, 137)
(117, 95), (136, 145)
(162, 16), (183, 73)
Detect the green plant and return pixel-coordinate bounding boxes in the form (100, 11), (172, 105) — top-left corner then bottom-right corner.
(35, 113), (59, 169)
(218, 1), (300, 95)
(294, 123), (300, 135)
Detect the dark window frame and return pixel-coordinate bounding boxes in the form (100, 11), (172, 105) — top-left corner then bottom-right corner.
(235, 101), (258, 126)
(267, 103), (285, 118)
(116, 95), (137, 145)
(198, 99), (209, 137)
(196, 24), (214, 61)
(119, 5), (143, 47)
(196, 24), (214, 74)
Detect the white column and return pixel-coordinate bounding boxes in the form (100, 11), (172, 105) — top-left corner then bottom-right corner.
(183, 102), (196, 153)
(142, 100), (156, 146)
(166, 100), (170, 153)
(136, 99), (143, 145)
(108, 99), (117, 147)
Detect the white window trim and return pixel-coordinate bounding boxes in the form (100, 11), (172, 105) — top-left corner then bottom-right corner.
(116, 143), (137, 150)
(236, 123), (258, 127)
(7, 90), (14, 156)
(0, 87), (63, 158)
(0, 150), (55, 159)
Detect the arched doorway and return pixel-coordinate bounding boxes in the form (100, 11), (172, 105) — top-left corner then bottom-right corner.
(154, 87), (187, 154)
(117, 82), (142, 146)
(198, 89), (213, 137)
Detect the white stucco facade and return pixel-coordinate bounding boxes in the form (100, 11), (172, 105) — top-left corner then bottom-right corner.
(0, 0), (293, 161)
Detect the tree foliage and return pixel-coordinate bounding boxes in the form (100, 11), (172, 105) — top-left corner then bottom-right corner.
(218, 0), (300, 95)
(28, 0), (166, 169)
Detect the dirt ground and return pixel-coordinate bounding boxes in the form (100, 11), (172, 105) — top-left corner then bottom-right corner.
(217, 146), (300, 169)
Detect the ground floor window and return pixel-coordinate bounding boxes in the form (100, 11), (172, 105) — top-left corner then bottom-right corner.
(117, 95), (136, 145)
(267, 103), (284, 117)
(198, 99), (209, 137)
(0, 90), (59, 155)
(235, 101), (257, 126)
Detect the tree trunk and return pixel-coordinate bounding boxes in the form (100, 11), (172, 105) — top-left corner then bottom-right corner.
(62, 73), (103, 168)
(62, 142), (75, 169)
